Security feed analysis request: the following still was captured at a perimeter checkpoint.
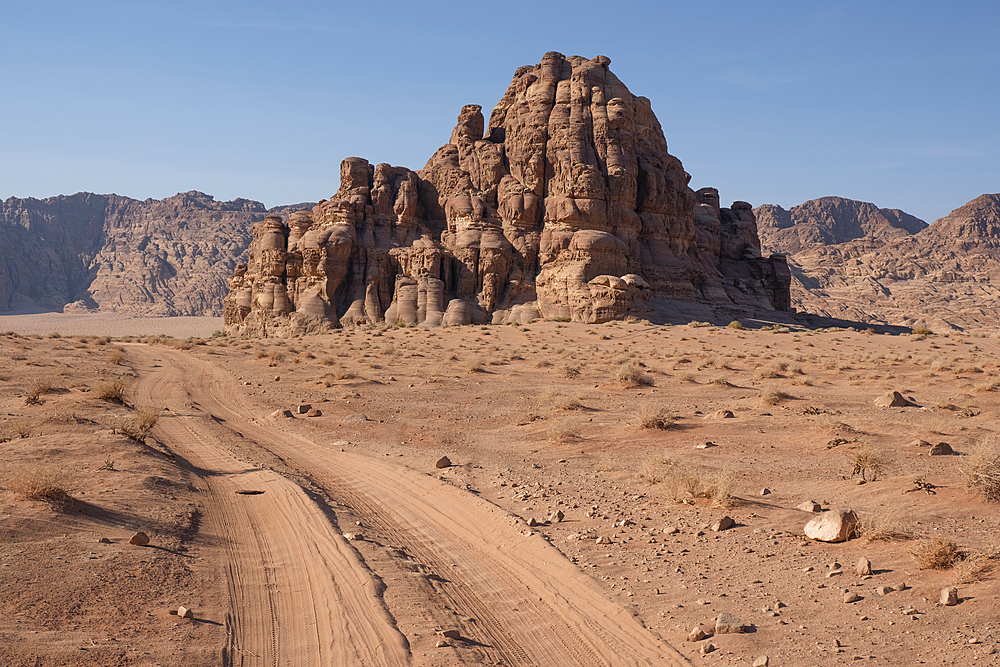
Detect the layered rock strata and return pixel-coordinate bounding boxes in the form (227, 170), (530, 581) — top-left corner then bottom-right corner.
(225, 53), (790, 335)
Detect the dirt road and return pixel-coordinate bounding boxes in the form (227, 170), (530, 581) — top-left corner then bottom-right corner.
(129, 345), (690, 666)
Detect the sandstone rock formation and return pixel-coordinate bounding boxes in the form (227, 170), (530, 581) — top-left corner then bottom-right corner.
(0, 191), (311, 316)
(224, 53), (791, 335)
(754, 194), (1000, 330)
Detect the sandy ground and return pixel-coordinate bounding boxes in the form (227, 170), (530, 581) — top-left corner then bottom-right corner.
(0, 313), (221, 338)
(1, 320), (998, 666)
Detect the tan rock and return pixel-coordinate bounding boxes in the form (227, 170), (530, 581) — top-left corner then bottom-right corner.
(875, 391), (911, 407)
(714, 612), (743, 634)
(711, 516), (734, 532)
(129, 531), (150, 546)
(940, 586), (959, 606)
(687, 626), (706, 642)
(177, 605), (193, 619)
(797, 500), (822, 513)
(804, 509), (858, 542)
(856, 556), (872, 576)
(930, 442), (954, 455)
(435, 456), (452, 469)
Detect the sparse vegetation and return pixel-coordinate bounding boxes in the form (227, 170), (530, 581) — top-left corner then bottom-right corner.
(96, 379), (127, 403)
(911, 326), (934, 336)
(761, 387), (793, 405)
(850, 445), (885, 481)
(614, 362), (653, 387)
(727, 320), (745, 330)
(10, 465), (71, 504)
(913, 538), (964, 570)
(24, 379), (52, 405)
(638, 406), (674, 430)
(855, 510), (914, 542)
(963, 436), (1000, 501)
(107, 349), (126, 365)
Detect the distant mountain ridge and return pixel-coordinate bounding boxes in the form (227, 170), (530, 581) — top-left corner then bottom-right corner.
(754, 194), (1000, 330)
(0, 191), (312, 316)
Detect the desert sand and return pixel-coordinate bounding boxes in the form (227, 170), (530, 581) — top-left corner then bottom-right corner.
(1, 319), (998, 665)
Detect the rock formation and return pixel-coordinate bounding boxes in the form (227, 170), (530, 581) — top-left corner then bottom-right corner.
(754, 194), (1000, 330)
(0, 192), (310, 316)
(225, 53), (790, 335)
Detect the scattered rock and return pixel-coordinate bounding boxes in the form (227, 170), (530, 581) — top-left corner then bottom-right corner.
(129, 531), (150, 546)
(273, 375), (280, 382)
(875, 585), (892, 596)
(874, 391), (913, 407)
(711, 516), (735, 532)
(435, 640), (449, 648)
(342, 414), (370, 423)
(526, 517), (540, 527)
(549, 510), (565, 523)
(715, 612), (743, 634)
(177, 605), (193, 619)
(271, 409), (293, 418)
(752, 657), (769, 667)
(440, 629), (462, 640)
(700, 642), (715, 655)
(435, 456), (452, 469)
(940, 586), (958, 606)
(342, 532), (363, 541)
(930, 442), (954, 456)
(695, 441), (716, 449)
(797, 500), (822, 513)
(826, 569), (843, 578)
(706, 409), (735, 419)
(595, 535), (612, 545)
(296, 404), (311, 414)
(687, 626), (706, 642)
(97, 537), (111, 544)
(908, 439), (931, 448)
(664, 526), (679, 535)
(306, 408), (322, 417)
(804, 509), (858, 542)
(894, 582), (908, 592)
(760, 488), (771, 496)
(856, 557), (872, 576)
(843, 591), (860, 603)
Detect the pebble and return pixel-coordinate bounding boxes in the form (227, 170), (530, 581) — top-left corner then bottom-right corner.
(843, 591), (860, 603)
(177, 605), (193, 619)
(752, 657), (769, 667)
(940, 586), (958, 606)
(687, 626), (706, 642)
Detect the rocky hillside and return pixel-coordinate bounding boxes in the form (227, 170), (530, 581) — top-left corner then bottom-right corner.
(0, 192), (311, 316)
(756, 197), (927, 255)
(225, 52), (791, 335)
(754, 194), (1000, 330)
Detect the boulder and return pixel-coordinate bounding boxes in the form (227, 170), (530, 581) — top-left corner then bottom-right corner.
(714, 613), (743, 634)
(129, 531), (150, 546)
(804, 509), (858, 542)
(930, 442), (954, 456)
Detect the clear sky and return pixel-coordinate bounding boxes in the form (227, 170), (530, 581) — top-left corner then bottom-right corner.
(2, 1), (997, 223)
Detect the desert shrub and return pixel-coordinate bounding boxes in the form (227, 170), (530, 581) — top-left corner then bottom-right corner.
(560, 364), (581, 378)
(913, 538), (964, 570)
(855, 510), (914, 541)
(115, 406), (159, 443)
(638, 455), (676, 484)
(964, 436), (1000, 501)
(638, 406), (674, 430)
(551, 394), (584, 410)
(912, 326), (934, 336)
(546, 421), (578, 443)
(761, 387), (793, 405)
(10, 465), (71, 503)
(24, 379), (53, 405)
(850, 445), (885, 481)
(96, 379), (127, 403)
(727, 320), (745, 330)
(333, 369), (359, 380)
(107, 349), (126, 365)
(465, 356), (485, 373)
(552, 315), (572, 323)
(615, 362), (653, 387)
(687, 321), (711, 328)
(952, 544), (999, 584)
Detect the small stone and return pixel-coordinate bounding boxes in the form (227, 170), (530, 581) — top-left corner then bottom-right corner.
(273, 375), (280, 382)
(711, 516), (734, 532)
(177, 605), (193, 619)
(687, 626), (706, 642)
(526, 517), (539, 527)
(98, 537), (111, 544)
(752, 657), (769, 667)
(435, 640), (449, 648)
(549, 510), (565, 523)
(875, 585), (892, 596)
(760, 488), (771, 496)
(929, 442), (954, 456)
(700, 642), (715, 655)
(856, 557), (872, 576)
(893, 582), (908, 592)
(664, 526), (679, 535)
(804, 509), (858, 542)
(797, 500), (823, 513)
(595, 535), (612, 545)
(435, 456), (452, 469)
(296, 404), (311, 414)
(129, 531), (150, 546)
(939, 586), (958, 606)
(440, 629), (461, 639)
(843, 591), (860, 603)
(874, 390), (911, 407)
(342, 532), (363, 541)
(715, 612), (743, 634)
(306, 408), (322, 417)
(826, 569), (843, 578)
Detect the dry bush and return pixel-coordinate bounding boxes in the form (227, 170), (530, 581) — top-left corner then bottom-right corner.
(115, 406), (159, 443)
(615, 362), (653, 387)
(638, 455), (677, 484)
(551, 393), (584, 411)
(24, 379), (53, 405)
(96, 379), (126, 403)
(465, 356), (485, 373)
(850, 445), (885, 481)
(952, 544), (999, 584)
(546, 421), (579, 443)
(912, 326), (934, 336)
(534, 360), (553, 368)
(761, 387), (793, 405)
(107, 349), (126, 365)
(963, 436), (1000, 501)
(10, 464), (71, 503)
(855, 510), (914, 541)
(560, 365), (581, 378)
(687, 321), (711, 328)
(659, 465), (735, 507)
(332, 370), (360, 380)
(913, 538), (964, 570)
(728, 320), (745, 330)
(638, 406), (674, 430)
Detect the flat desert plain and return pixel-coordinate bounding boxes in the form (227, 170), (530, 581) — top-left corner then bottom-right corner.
(1, 319), (998, 666)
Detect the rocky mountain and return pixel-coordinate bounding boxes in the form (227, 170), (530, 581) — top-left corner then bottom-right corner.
(225, 52), (791, 335)
(756, 196), (927, 255)
(0, 192), (311, 316)
(754, 194), (1000, 330)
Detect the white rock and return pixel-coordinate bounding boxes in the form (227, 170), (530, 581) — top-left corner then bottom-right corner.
(804, 509), (858, 542)
(940, 586), (958, 606)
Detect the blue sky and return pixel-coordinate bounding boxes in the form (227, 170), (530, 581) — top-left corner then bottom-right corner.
(2, 1), (997, 223)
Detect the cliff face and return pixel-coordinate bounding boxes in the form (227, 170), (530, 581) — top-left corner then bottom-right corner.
(0, 191), (310, 316)
(225, 53), (790, 335)
(753, 194), (1000, 330)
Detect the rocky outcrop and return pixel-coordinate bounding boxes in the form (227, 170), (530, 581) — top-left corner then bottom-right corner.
(756, 197), (927, 255)
(754, 194), (1000, 330)
(0, 192), (311, 316)
(225, 53), (790, 335)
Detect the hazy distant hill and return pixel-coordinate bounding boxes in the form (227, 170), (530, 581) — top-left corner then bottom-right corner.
(0, 191), (312, 316)
(754, 194), (1000, 330)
